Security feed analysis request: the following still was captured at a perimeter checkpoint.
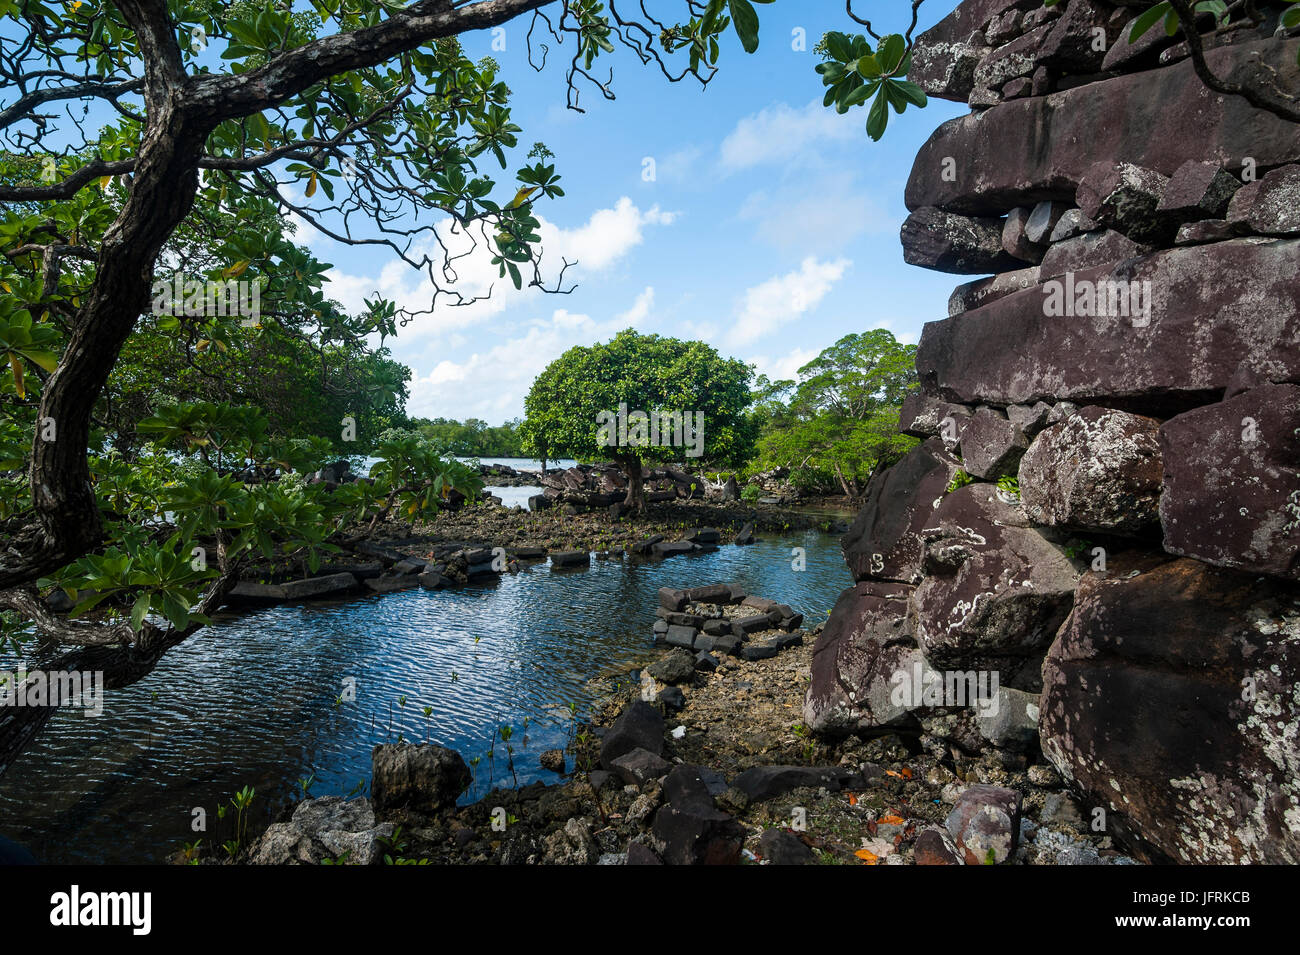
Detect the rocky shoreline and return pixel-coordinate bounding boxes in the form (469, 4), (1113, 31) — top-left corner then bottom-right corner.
(234, 578), (1136, 866)
(222, 496), (849, 607)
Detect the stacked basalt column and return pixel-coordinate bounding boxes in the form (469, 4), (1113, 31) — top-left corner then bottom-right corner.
(805, 0), (1300, 864)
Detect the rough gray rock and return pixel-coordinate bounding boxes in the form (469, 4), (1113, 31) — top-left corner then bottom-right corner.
(1047, 207), (1096, 243)
(911, 484), (1079, 682)
(541, 818), (600, 865)
(901, 206), (1025, 273)
(975, 686), (1041, 749)
(958, 406), (1029, 479)
(249, 797), (393, 865)
(804, 581), (923, 735)
(646, 648), (696, 685)
(1018, 406), (1164, 535)
(945, 785), (1022, 865)
(371, 744), (471, 813)
(1006, 401), (1053, 436)
(900, 391), (973, 438)
(1226, 163), (1300, 235)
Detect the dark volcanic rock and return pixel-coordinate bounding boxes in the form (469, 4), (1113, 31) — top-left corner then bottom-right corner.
(908, 0), (1041, 102)
(843, 438), (962, 583)
(914, 827), (965, 865)
(1038, 0), (1123, 73)
(1226, 163), (1300, 236)
(1001, 206), (1045, 263)
(901, 206), (1025, 273)
(611, 747), (672, 786)
(911, 485), (1078, 680)
(371, 744), (472, 812)
(804, 581), (921, 734)
(647, 648), (696, 685)
(959, 406), (1029, 480)
(948, 266), (1040, 316)
(900, 391), (973, 438)
(1040, 559), (1300, 863)
(1019, 406), (1164, 535)
(1038, 228), (1148, 278)
(731, 765), (859, 802)
(652, 765), (744, 865)
(906, 38), (1300, 215)
(916, 239), (1300, 412)
(1159, 384), (1300, 580)
(759, 828), (815, 865)
(972, 23), (1053, 94)
(1157, 159), (1241, 220)
(945, 784), (1022, 865)
(599, 700), (664, 769)
(1075, 161), (1175, 244)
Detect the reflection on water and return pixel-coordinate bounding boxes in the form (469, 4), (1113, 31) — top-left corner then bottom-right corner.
(485, 485), (543, 509)
(0, 532), (851, 864)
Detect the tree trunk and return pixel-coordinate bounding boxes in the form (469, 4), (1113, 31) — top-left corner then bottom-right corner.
(623, 457), (646, 513)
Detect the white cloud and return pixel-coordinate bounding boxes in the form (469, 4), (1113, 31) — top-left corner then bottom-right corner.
(321, 198), (676, 342)
(727, 256), (850, 346)
(747, 346), (821, 383)
(719, 100), (860, 172)
(615, 286), (654, 326)
(404, 287), (656, 421)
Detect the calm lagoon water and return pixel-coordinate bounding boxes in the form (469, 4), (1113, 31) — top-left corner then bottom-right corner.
(0, 531), (851, 864)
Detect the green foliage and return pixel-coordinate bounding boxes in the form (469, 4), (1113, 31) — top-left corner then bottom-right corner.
(521, 329), (756, 471)
(946, 469), (974, 494)
(996, 475), (1021, 497)
(410, 417), (526, 458)
(750, 330), (918, 496)
(817, 31), (927, 141)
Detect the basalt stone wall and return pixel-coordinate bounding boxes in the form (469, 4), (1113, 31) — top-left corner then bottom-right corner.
(806, 0), (1300, 864)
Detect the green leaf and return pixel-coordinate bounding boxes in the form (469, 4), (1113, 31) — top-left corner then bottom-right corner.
(878, 34), (906, 75)
(730, 0), (760, 53)
(866, 87), (890, 141)
(893, 80), (928, 109)
(1130, 1), (1173, 42)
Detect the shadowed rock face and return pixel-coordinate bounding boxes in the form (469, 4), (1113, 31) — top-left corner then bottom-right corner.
(911, 484), (1078, 688)
(842, 438), (961, 584)
(906, 39), (1300, 215)
(1160, 384), (1300, 581)
(1040, 559), (1300, 864)
(915, 238), (1300, 413)
(804, 581), (919, 735)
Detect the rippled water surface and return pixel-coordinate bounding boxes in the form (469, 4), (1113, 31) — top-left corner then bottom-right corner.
(0, 532), (851, 863)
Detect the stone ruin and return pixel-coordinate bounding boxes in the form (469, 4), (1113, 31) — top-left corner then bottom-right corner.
(805, 0), (1300, 863)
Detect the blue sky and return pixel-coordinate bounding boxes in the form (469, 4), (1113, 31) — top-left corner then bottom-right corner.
(297, 2), (967, 423)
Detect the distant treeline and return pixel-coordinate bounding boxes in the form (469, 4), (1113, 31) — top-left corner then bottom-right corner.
(409, 417), (527, 458)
